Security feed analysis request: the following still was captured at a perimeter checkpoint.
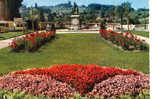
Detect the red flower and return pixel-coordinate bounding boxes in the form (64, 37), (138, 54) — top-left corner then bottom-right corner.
(14, 64), (140, 95)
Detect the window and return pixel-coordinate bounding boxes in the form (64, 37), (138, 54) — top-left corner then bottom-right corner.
(0, 23), (5, 27)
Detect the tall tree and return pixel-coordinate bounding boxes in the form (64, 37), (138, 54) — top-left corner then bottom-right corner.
(108, 7), (115, 30)
(115, 5), (124, 31)
(39, 8), (45, 22)
(8, 0), (23, 20)
(0, 0), (23, 20)
(121, 2), (133, 30)
(48, 13), (55, 22)
(100, 10), (105, 18)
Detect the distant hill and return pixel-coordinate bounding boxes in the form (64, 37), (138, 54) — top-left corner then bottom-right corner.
(55, 2), (72, 8)
(37, 3), (115, 15)
(88, 3), (115, 10)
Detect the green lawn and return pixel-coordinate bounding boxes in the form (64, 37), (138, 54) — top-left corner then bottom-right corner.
(0, 33), (149, 75)
(0, 30), (33, 40)
(125, 30), (149, 37)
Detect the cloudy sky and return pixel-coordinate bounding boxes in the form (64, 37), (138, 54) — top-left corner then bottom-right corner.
(23, 0), (149, 9)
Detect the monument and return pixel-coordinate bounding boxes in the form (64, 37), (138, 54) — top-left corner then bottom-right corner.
(70, 2), (80, 30)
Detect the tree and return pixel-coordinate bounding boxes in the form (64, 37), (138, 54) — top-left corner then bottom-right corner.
(39, 8), (45, 22)
(100, 10), (105, 18)
(0, 0), (23, 20)
(121, 2), (133, 30)
(100, 19), (106, 29)
(8, 0), (23, 20)
(124, 11), (138, 24)
(115, 5), (124, 31)
(108, 7), (116, 30)
(48, 13), (54, 22)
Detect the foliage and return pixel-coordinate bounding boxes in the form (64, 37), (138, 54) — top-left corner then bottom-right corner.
(0, 89), (149, 99)
(114, 5), (124, 29)
(0, 89), (50, 99)
(7, 0), (23, 20)
(8, 30), (56, 52)
(48, 13), (55, 22)
(100, 20), (106, 29)
(39, 8), (45, 22)
(19, 2), (149, 25)
(99, 29), (148, 50)
(120, 90), (150, 99)
(121, 2), (133, 30)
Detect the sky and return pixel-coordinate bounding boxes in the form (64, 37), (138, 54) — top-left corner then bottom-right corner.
(22, 0), (149, 9)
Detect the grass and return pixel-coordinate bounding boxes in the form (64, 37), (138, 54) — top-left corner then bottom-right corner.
(0, 30), (33, 40)
(0, 33), (149, 75)
(125, 30), (149, 37)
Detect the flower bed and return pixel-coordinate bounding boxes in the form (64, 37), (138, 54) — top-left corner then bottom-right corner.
(99, 29), (148, 50)
(87, 75), (149, 98)
(0, 64), (149, 98)
(8, 30), (56, 52)
(0, 74), (75, 98)
(13, 64), (141, 95)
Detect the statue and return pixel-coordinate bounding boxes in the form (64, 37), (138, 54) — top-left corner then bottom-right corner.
(70, 2), (80, 30)
(72, 2), (79, 15)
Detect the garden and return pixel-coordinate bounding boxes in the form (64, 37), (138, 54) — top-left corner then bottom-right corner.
(0, 0), (150, 98)
(0, 30), (149, 99)
(99, 29), (148, 51)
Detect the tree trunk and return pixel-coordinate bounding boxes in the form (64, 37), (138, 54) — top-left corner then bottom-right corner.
(112, 16), (115, 30)
(127, 18), (130, 31)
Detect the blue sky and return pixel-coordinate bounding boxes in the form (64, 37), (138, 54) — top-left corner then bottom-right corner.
(22, 0), (149, 9)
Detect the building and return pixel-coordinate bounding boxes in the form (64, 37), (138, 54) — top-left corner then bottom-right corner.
(0, 0), (10, 20)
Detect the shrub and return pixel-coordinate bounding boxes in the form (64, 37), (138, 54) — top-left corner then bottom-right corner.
(8, 30), (56, 52)
(99, 29), (148, 51)
(100, 20), (106, 29)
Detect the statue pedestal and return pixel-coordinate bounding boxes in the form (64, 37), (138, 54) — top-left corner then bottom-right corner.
(70, 15), (80, 30)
